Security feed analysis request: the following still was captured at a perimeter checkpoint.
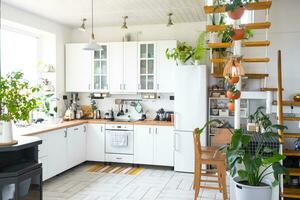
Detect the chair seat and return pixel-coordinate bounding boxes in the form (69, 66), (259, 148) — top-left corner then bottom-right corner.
(200, 151), (226, 162)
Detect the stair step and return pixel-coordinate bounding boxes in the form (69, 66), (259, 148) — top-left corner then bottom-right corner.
(210, 58), (270, 63)
(273, 100), (300, 107)
(204, 1), (272, 13)
(260, 88), (283, 92)
(284, 133), (300, 139)
(284, 149), (300, 157)
(207, 22), (271, 32)
(288, 168), (300, 176)
(281, 188), (300, 199)
(208, 41), (270, 48)
(211, 73), (269, 79)
(283, 117), (300, 121)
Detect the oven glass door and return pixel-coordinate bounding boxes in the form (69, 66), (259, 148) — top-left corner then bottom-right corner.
(105, 130), (134, 155)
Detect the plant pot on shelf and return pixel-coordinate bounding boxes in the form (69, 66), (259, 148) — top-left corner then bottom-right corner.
(228, 6), (245, 20)
(231, 28), (245, 40)
(226, 90), (241, 100)
(233, 177), (272, 200)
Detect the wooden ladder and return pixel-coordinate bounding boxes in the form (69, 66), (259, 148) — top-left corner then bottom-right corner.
(277, 50), (300, 199)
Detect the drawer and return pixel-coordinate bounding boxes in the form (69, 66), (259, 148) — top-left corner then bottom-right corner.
(105, 154), (133, 164)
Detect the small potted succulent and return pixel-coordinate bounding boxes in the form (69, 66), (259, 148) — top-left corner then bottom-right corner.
(225, 0), (259, 20)
(226, 85), (241, 100)
(166, 42), (194, 65)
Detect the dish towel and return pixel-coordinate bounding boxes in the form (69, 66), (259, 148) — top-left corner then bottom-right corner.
(110, 132), (128, 147)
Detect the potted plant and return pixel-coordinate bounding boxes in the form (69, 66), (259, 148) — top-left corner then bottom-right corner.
(165, 42), (193, 65)
(228, 99), (235, 111)
(226, 85), (241, 100)
(248, 106), (272, 133)
(225, 0), (259, 20)
(209, 13), (226, 43)
(0, 72), (39, 143)
(225, 75), (240, 85)
(192, 32), (207, 65)
(222, 25), (254, 41)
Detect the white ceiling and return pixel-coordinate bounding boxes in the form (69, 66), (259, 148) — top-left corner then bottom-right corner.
(3, 0), (205, 28)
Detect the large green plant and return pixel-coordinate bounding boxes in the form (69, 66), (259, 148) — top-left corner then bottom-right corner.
(0, 72), (39, 121)
(192, 32), (207, 63)
(165, 42), (193, 65)
(198, 118), (288, 187)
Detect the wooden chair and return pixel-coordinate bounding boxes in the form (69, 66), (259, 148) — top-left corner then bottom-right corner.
(193, 128), (228, 200)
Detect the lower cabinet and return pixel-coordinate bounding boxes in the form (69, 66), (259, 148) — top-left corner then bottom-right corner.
(134, 125), (174, 166)
(86, 124), (105, 161)
(67, 125), (86, 168)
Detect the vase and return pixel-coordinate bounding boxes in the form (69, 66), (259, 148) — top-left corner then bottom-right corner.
(1, 121), (13, 143)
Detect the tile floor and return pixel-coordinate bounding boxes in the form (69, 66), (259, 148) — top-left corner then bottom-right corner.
(43, 162), (229, 200)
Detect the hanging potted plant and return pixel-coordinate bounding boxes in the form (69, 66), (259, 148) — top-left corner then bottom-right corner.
(0, 72), (39, 144)
(226, 85), (241, 100)
(222, 25), (254, 41)
(226, 0), (259, 20)
(192, 32), (207, 65)
(228, 100), (235, 111)
(166, 42), (193, 65)
(225, 75), (240, 85)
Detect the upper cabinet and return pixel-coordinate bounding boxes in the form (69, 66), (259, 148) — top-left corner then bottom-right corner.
(92, 44), (109, 92)
(123, 42), (138, 93)
(109, 42), (124, 93)
(138, 42), (156, 92)
(65, 43), (92, 92)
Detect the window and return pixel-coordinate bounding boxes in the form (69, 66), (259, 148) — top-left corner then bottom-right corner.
(1, 28), (38, 84)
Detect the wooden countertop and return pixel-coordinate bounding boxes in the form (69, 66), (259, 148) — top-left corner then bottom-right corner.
(16, 119), (174, 136)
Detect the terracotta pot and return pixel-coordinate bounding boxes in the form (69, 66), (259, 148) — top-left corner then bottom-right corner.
(228, 102), (235, 112)
(226, 90), (241, 100)
(228, 6), (245, 20)
(228, 76), (240, 84)
(231, 28), (245, 40)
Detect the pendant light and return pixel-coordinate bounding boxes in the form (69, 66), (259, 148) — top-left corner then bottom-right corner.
(121, 16), (128, 29)
(223, 56), (245, 77)
(78, 18), (87, 32)
(83, 0), (101, 51)
(167, 13), (174, 27)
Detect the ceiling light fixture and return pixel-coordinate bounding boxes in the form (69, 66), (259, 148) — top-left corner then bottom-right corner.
(167, 13), (174, 27)
(121, 16), (128, 29)
(83, 0), (101, 51)
(78, 18), (87, 32)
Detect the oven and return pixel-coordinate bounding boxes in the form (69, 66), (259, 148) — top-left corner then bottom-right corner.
(105, 124), (134, 155)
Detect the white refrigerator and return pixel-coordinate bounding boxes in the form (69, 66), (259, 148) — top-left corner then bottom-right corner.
(174, 65), (207, 172)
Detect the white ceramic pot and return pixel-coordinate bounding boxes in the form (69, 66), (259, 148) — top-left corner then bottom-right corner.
(1, 121), (13, 143)
(234, 177), (272, 200)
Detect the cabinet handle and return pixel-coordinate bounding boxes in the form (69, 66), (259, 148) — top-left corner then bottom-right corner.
(84, 126), (86, 132)
(149, 128), (151, 134)
(155, 128), (158, 134)
(101, 126), (103, 132)
(64, 130), (67, 138)
(74, 128), (79, 131)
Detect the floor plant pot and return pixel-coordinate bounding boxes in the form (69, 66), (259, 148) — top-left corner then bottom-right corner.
(228, 6), (245, 20)
(234, 177), (272, 200)
(1, 121), (13, 143)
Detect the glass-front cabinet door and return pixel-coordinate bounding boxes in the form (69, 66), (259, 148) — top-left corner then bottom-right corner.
(92, 44), (109, 91)
(138, 42), (156, 92)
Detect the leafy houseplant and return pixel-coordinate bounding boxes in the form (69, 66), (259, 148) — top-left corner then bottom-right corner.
(192, 32), (207, 64)
(197, 119), (288, 200)
(221, 25), (254, 41)
(0, 72), (39, 143)
(248, 106), (272, 133)
(165, 42), (193, 65)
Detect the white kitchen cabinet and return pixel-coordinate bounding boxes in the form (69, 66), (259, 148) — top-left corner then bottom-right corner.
(134, 125), (154, 165)
(123, 42), (138, 93)
(134, 125), (174, 166)
(67, 125), (86, 168)
(156, 40), (177, 93)
(109, 42), (124, 93)
(86, 124), (105, 161)
(47, 129), (68, 179)
(92, 44), (109, 92)
(65, 43), (92, 92)
(153, 126), (174, 166)
(36, 133), (49, 181)
(138, 42), (156, 92)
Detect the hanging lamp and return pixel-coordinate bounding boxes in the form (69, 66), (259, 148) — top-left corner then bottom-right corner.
(121, 16), (128, 29)
(78, 18), (87, 32)
(83, 0), (101, 50)
(223, 56), (245, 77)
(167, 13), (174, 27)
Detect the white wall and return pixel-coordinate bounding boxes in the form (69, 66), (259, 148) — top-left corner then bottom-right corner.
(1, 3), (72, 117)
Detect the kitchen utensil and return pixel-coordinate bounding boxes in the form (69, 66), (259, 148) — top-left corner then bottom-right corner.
(135, 102), (143, 113)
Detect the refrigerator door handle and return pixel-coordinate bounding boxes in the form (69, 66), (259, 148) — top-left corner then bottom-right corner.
(174, 132), (180, 151)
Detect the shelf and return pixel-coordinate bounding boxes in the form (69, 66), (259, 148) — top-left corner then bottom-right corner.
(284, 149), (300, 157)
(273, 100), (300, 107)
(260, 88), (283, 92)
(204, 1), (272, 14)
(208, 42), (232, 48)
(281, 187), (300, 199)
(284, 133), (300, 139)
(283, 117), (300, 121)
(211, 73), (269, 79)
(210, 57), (270, 63)
(208, 41), (270, 48)
(207, 22), (271, 32)
(288, 168), (300, 176)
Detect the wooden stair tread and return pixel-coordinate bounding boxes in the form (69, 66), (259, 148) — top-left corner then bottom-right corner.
(284, 149), (300, 157)
(273, 100), (300, 106)
(284, 133), (300, 139)
(288, 168), (300, 176)
(260, 88), (284, 92)
(208, 41), (270, 48)
(283, 117), (300, 121)
(204, 1), (272, 14)
(210, 58), (270, 63)
(281, 187), (300, 199)
(207, 22), (271, 32)
(211, 73), (268, 79)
